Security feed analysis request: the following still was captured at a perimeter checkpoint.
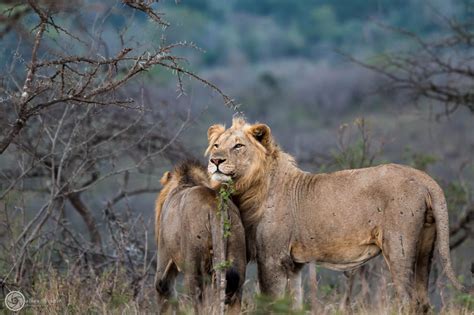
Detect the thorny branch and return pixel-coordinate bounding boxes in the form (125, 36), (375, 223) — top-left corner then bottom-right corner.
(0, 0), (236, 155)
(345, 8), (474, 116)
(0, 0), (219, 297)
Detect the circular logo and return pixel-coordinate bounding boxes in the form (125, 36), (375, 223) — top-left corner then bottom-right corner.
(5, 291), (25, 311)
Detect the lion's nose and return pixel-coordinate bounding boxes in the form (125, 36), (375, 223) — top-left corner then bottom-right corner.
(211, 158), (226, 166)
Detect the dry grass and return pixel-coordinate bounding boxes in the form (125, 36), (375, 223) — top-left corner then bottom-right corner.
(1, 267), (472, 314)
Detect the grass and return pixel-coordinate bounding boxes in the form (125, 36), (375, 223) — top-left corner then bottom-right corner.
(1, 267), (472, 314)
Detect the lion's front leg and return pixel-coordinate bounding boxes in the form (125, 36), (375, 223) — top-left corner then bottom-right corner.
(257, 255), (288, 299)
(257, 253), (305, 311)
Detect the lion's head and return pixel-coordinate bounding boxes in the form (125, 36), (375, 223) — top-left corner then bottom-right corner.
(205, 117), (276, 193)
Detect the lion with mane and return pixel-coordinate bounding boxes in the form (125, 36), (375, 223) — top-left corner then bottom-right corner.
(205, 117), (472, 311)
(154, 160), (246, 314)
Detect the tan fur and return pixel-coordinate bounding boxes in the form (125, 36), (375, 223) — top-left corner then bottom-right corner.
(154, 161), (247, 314)
(206, 118), (473, 310)
(207, 117), (281, 227)
(154, 171), (172, 243)
(205, 124), (226, 156)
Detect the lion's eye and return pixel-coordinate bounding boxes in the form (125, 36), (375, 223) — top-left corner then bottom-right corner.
(214, 143), (219, 148)
(233, 143), (244, 149)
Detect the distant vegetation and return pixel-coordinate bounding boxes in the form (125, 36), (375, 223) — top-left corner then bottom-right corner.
(0, 0), (473, 313)
(158, 0), (467, 66)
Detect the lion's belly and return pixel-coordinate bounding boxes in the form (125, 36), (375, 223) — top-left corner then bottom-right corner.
(315, 244), (381, 271)
(291, 240), (381, 271)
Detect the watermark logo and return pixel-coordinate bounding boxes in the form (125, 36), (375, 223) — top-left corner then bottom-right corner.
(4, 291), (25, 312)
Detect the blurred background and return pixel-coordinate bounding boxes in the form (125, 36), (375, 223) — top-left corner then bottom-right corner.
(0, 0), (473, 313)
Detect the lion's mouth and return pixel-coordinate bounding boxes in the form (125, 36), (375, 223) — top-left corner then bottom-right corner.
(211, 170), (233, 183)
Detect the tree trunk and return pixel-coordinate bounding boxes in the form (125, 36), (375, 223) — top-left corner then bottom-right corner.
(210, 197), (229, 315)
(68, 192), (102, 250)
(309, 263), (319, 314)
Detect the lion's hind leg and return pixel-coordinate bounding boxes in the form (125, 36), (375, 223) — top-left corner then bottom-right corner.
(155, 258), (179, 314)
(340, 268), (357, 313)
(182, 254), (205, 314)
(381, 229), (419, 311)
(414, 208), (436, 313)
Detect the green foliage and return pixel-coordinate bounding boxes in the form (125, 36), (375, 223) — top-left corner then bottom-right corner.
(217, 180), (235, 205)
(454, 292), (474, 311)
(252, 294), (306, 315)
(109, 290), (132, 308)
(217, 179), (235, 239)
(223, 217), (231, 238)
(309, 5), (343, 42)
(332, 139), (371, 169)
(213, 260), (233, 271)
(155, 0), (454, 66)
(445, 181), (469, 213)
(447, 275), (474, 310)
(331, 118), (382, 170)
(213, 180), (235, 274)
(402, 148), (438, 171)
(319, 284), (336, 297)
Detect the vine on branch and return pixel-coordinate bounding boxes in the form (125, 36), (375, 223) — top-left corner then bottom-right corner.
(217, 181), (234, 240)
(213, 179), (235, 315)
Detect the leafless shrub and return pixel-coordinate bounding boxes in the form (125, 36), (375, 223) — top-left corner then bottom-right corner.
(346, 4), (474, 116)
(0, 0), (234, 304)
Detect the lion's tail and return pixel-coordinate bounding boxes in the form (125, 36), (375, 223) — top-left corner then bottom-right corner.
(428, 185), (473, 294)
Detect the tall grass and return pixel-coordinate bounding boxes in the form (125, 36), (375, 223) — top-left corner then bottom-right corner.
(2, 266), (472, 314)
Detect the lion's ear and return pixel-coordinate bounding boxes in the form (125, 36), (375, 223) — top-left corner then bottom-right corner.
(248, 123), (272, 150)
(207, 124), (225, 142)
(160, 171), (172, 185)
(205, 124), (225, 155)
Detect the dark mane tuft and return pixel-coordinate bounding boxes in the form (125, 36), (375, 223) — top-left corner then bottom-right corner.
(173, 160), (209, 187)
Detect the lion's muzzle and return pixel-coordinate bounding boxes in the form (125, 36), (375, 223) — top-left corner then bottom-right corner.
(208, 160), (233, 183)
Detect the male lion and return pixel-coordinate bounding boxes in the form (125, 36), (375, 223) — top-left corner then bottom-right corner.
(154, 160), (247, 314)
(205, 117), (472, 311)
